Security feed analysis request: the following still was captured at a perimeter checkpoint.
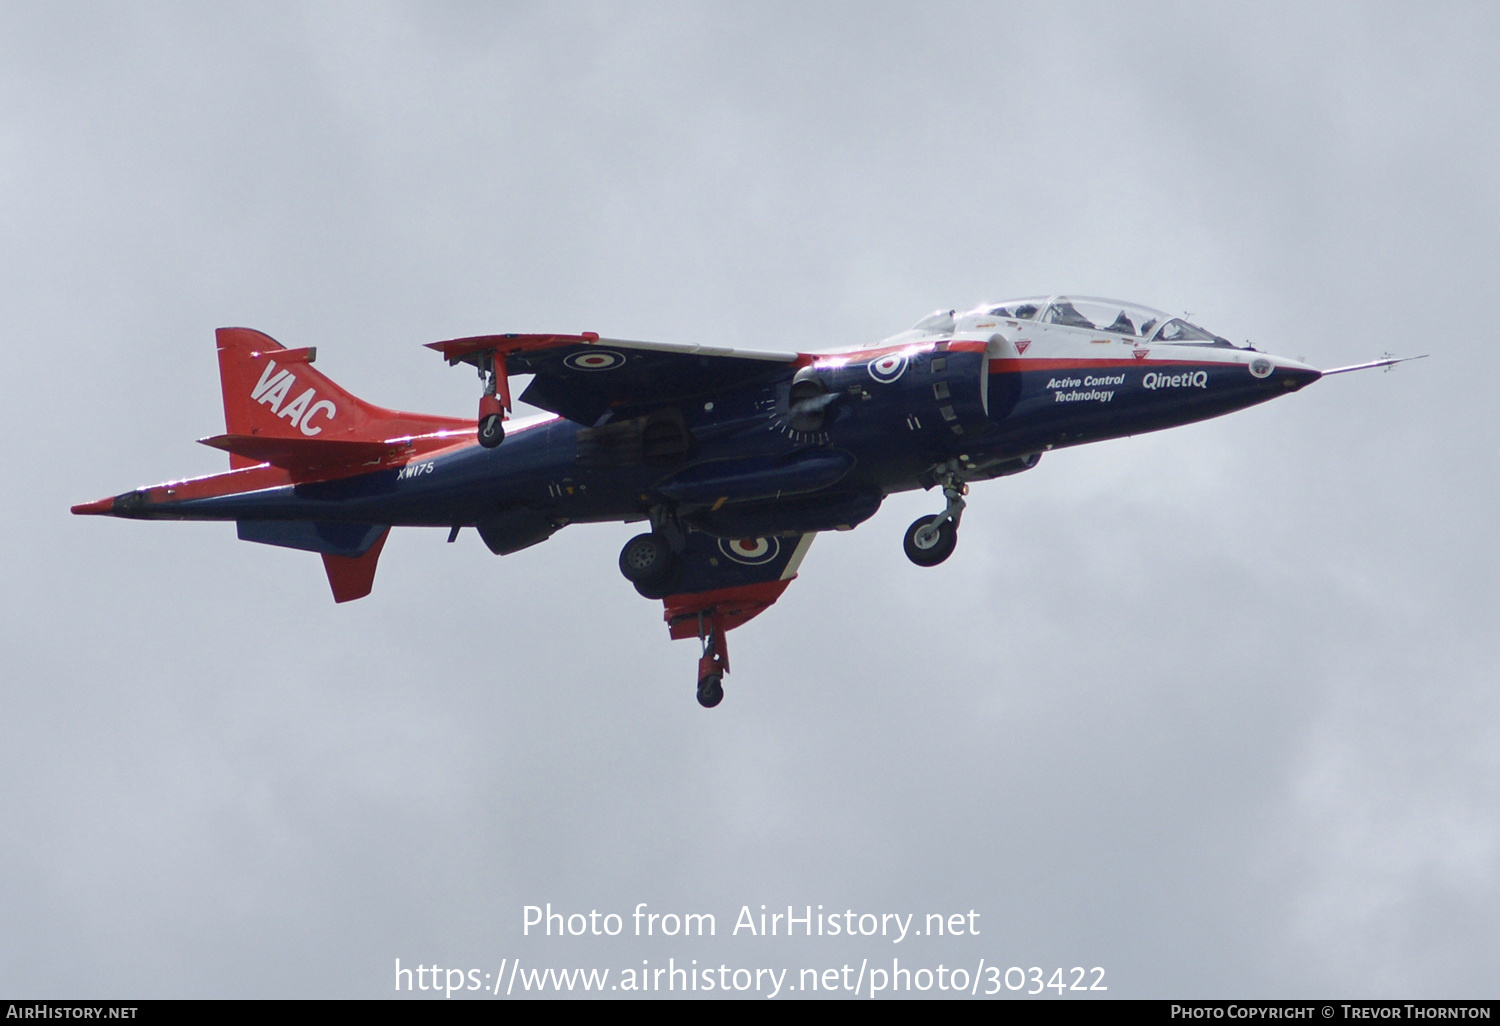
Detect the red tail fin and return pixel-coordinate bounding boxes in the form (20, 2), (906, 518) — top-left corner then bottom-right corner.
(214, 328), (469, 469)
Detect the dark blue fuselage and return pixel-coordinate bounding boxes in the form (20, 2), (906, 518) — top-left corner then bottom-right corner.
(152, 354), (1319, 542)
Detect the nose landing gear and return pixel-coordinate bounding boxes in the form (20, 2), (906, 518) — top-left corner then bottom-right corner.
(904, 514), (957, 566)
(904, 465), (968, 567)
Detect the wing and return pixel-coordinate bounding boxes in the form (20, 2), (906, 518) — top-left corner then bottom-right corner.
(427, 333), (801, 425)
(646, 531), (816, 641)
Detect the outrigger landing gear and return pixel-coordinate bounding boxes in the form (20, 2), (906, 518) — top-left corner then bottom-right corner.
(478, 412), (505, 447)
(904, 463), (969, 567)
(696, 612), (728, 709)
(476, 350), (511, 448)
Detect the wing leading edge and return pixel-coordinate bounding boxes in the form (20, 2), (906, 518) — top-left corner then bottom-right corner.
(428, 333), (801, 425)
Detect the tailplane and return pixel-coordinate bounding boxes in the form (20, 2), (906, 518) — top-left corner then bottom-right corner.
(211, 327), (470, 469)
(209, 327), (473, 601)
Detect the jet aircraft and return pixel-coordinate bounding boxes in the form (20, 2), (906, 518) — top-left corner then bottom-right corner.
(73, 296), (1418, 707)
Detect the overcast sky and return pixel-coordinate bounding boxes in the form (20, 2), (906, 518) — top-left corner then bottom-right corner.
(3, 1), (1496, 999)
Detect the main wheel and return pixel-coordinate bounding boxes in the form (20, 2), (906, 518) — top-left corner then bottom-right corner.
(903, 515), (957, 567)
(619, 533), (674, 585)
(697, 672), (724, 708)
(477, 413), (506, 448)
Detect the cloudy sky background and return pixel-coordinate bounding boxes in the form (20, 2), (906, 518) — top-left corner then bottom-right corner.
(3, 1), (1495, 998)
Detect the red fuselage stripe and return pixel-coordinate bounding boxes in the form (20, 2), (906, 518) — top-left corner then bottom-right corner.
(988, 357), (1225, 373)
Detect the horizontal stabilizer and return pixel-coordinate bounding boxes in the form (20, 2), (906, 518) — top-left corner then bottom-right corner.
(200, 434), (398, 471)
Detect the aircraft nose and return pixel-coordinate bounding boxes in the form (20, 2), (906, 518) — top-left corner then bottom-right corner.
(1260, 355), (1321, 392)
(1277, 363), (1322, 392)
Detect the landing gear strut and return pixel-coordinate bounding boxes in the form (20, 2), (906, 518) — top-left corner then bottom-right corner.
(904, 464), (968, 567)
(696, 612), (728, 709)
(476, 350), (511, 448)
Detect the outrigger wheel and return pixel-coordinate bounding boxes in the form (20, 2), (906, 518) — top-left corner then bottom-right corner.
(697, 668), (724, 708)
(475, 349), (510, 448)
(904, 514), (958, 567)
(695, 614), (728, 709)
(477, 413), (506, 448)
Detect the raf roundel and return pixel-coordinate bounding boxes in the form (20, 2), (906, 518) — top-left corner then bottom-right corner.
(564, 350), (626, 371)
(867, 352), (908, 384)
(718, 537), (780, 566)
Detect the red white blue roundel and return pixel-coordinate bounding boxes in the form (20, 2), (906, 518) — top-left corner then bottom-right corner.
(718, 537), (780, 565)
(564, 350), (626, 371)
(867, 352), (908, 383)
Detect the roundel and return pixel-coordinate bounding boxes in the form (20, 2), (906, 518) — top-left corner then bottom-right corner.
(1248, 357), (1273, 379)
(867, 352), (908, 384)
(718, 536), (781, 565)
(564, 350), (626, 371)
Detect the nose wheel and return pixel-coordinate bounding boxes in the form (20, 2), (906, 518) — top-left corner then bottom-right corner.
(904, 514), (957, 566)
(904, 467), (968, 567)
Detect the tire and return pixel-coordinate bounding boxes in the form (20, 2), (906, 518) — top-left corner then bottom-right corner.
(697, 673), (724, 708)
(619, 533), (674, 585)
(903, 515), (957, 567)
(478, 413), (506, 448)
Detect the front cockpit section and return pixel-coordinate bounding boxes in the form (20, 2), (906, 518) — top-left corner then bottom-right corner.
(959, 296), (1241, 348)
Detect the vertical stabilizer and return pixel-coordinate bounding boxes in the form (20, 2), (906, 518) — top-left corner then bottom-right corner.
(214, 327), (471, 469)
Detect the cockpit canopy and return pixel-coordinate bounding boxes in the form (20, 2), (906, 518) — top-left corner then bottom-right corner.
(934, 295), (1235, 346)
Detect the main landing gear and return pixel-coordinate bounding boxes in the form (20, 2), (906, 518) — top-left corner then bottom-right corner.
(618, 532), (675, 590)
(904, 466), (969, 568)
